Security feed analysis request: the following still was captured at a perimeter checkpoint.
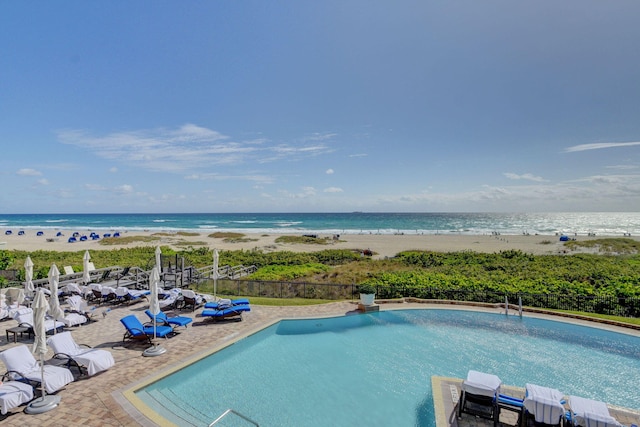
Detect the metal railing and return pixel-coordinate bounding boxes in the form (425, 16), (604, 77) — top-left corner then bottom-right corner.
(212, 279), (640, 319)
(209, 408), (259, 426)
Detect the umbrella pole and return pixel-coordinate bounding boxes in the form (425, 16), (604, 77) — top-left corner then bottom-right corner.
(25, 355), (61, 414)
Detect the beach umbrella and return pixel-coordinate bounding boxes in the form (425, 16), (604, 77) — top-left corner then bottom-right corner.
(213, 248), (219, 300)
(155, 246), (162, 273)
(143, 266), (166, 357)
(82, 250), (91, 284)
(24, 255), (35, 300)
(25, 288), (61, 413)
(48, 264), (65, 333)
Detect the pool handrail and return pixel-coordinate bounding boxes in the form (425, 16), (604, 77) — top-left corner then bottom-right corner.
(209, 408), (259, 426)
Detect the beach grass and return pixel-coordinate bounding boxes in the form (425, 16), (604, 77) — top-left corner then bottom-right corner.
(564, 237), (640, 254)
(99, 235), (161, 245)
(275, 235), (332, 245)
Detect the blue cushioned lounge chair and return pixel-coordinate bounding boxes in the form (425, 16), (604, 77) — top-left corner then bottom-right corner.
(204, 298), (250, 309)
(145, 309), (193, 329)
(201, 304), (250, 322)
(120, 315), (173, 345)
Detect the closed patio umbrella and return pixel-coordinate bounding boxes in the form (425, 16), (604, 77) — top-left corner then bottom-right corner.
(24, 255), (35, 300)
(213, 248), (219, 300)
(143, 266), (166, 357)
(82, 250), (91, 284)
(155, 246), (162, 273)
(25, 288), (61, 413)
(48, 264), (65, 333)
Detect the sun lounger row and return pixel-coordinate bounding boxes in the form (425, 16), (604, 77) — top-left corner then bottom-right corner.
(0, 332), (115, 414)
(458, 370), (624, 427)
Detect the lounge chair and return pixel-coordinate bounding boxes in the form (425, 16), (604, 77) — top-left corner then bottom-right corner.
(96, 269), (112, 283)
(201, 300), (250, 322)
(179, 289), (204, 311)
(115, 287), (149, 305)
(0, 345), (74, 394)
(458, 370), (502, 423)
(63, 266), (75, 275)
(567, 396), (622, 427)
(0, 379), (34, 415)
(100, 286), (118, 304)
(14, 307), (65, 335)
(119, 315), (174, 345)
(203, 298), (250, 309)
(158, 288), (182, 310)
(523, 383), (566, 427)
(145, 309), (193, 329)
(66, 295), (95, 321)
(47, 331), (115, 377)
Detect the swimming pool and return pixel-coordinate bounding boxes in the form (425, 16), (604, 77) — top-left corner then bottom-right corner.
(133, 309), (640, 426)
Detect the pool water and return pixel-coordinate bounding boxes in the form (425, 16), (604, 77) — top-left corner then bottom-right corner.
(135, 310), (640, 426)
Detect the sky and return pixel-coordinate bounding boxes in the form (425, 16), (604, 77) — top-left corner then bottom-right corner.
(2, 1), (640, 214)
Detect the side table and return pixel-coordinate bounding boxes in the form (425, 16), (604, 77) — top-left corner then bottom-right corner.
(6, 326), (31, 343)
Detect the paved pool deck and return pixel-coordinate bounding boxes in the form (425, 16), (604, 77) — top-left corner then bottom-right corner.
(0, 299), (639, 427)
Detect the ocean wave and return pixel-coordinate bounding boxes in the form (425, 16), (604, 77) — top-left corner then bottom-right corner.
(45, 219), (68, 223)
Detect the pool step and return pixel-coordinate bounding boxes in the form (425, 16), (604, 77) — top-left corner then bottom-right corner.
(141, 387), (211, 426)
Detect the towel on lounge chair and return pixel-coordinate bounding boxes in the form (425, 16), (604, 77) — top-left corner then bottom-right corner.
(47, 331), (115, 376)
(524, 383), (566, 426)
(0, 345), (74, 394)
(458, 370), (501, 420)
(0, 380), (34, 415)
(569, 396), (622, 427)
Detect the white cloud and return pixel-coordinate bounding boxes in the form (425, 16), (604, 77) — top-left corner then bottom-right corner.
(109, 167), (118, 173)
(17, 168), (42, 176)
(564, 141), (640, 153)
(36, 178), (49, 185)
(323, 187), (343, 193)
(503, 172), (546, 182)
(57, 124), (334, 173)
(184, 173), (274, 184)
(116, 184), (134, 194)
(326, 169), (334, 174)
(349, 153), (367, 158)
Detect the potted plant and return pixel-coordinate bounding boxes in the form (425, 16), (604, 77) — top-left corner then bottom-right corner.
(358, 284), (376, 306)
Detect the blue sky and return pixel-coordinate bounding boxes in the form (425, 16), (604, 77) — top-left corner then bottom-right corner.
(2, 1), (640, 213)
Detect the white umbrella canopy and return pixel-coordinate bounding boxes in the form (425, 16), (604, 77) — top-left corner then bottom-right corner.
(143, 266), (166, 357)
(26, 288), (61, 413)
(213, 248), (219, 299)
(24, 255), (35, 299)
(149, 267), (161, 317)
(31, 288), (50, 356)
(48, 264), (65, 330)
(82, 250), (91, 284)
(155, 246), (162, 273)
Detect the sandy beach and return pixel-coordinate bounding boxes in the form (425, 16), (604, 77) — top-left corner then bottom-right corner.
(1, 229), (637, 257)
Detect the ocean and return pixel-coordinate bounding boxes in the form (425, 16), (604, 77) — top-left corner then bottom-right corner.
(0, 212), (639, 236)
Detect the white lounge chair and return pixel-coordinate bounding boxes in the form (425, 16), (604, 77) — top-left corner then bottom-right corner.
(47, 331), (115, 376)
(0, 380), (34, 415)
(458, 370), (502, 421)
(0, 345), (74, 394)
(569, 395), (623, 427)
(13, 307), (65, 334)
(523, 383), (566, 426)
(63, 266), (75, 275)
